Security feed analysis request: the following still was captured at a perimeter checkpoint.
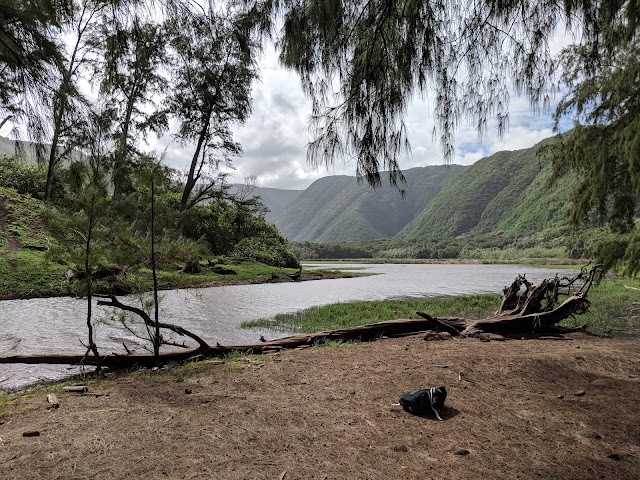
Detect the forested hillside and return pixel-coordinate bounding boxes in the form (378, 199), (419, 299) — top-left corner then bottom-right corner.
(398, 140), (574, 239)
(275, 165), (466, 242)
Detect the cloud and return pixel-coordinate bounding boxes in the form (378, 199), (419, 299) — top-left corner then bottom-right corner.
(165, 31), (574, 190)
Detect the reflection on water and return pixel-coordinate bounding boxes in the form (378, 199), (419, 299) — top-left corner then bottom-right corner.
(0, 263), (571, 390)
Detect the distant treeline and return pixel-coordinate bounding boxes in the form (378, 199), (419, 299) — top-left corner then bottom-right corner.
(291, 232), (591, 261)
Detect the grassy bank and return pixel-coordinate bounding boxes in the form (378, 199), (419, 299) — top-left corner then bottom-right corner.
(242, 294), (499, 333)
(243, 277), (640, 335)
(0, 253), (356, 300)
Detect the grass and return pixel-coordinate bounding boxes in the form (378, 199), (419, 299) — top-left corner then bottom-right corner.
(241, 294), (499, 333)
(0, 253), (357, 299)
(243, 277), (640, 336)
(562, 277), (640, 334)
(0, 249), (68, 297)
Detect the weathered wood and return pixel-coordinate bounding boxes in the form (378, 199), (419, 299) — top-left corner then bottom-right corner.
(62, 385), (88, 393)
(0, 317), (447, 368)
(414, 265), (601, 337)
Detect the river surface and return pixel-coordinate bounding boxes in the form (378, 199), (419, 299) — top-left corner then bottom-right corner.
(0, 263), (571, 390)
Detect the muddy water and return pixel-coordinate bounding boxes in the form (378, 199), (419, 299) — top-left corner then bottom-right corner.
(0, 264), (569, 390)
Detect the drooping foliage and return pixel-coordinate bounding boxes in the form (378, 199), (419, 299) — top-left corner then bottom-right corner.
(0, 0), (69, 145)
(256, 1), (639, 203)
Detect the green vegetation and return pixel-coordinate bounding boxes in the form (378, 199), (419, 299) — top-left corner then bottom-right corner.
(562, 278), (640, 335)
(0, 165), (303, 299)
(397, 142), (574, 239)
(275, 165), (465, 242)
(243, 277), (638, 336)
(281, 139), (637, 268)
(242, 294), (498, 333)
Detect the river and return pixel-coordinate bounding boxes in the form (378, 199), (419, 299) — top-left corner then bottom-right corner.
(0, 263), (571, 390)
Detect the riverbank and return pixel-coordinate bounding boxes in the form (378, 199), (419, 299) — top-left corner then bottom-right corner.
(1, 333), (639, 479)
(0, 259), (363, 301)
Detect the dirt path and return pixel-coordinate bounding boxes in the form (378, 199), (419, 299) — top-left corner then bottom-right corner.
(1, 334), (639, 479)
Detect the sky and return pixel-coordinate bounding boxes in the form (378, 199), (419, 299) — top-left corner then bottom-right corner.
(0, 38), (571, 192)
(156, 45), (566, 191)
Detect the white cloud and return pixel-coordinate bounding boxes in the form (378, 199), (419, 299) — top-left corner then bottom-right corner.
(217, 41), (563, 190)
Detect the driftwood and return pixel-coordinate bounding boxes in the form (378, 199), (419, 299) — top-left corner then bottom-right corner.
(416, 264), (601, 338)
(0, 317), (455, 368)
(95, 294), (212, 352)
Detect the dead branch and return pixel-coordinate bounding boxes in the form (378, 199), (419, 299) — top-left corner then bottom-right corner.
(95, 294), (211, 352)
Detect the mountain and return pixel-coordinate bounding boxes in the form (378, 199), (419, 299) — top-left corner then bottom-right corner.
(230, 185), (303, 223)
(275, 165), (467, 242)
(398, 139), (574, 239)
(0, 136), (43, 164)
(0, 134), (85, 165)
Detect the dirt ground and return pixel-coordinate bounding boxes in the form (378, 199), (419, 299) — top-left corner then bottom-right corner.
(1, 333), (639, 480)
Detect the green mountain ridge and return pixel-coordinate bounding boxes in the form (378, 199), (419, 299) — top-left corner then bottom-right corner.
(398, 139), (574, 240)
(277, 138), (576, 244)
(275, 165), (467, 242)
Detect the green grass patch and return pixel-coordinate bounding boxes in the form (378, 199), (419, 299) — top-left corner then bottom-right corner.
(0, 187), (49, 248)
(244, 277), (639, 336)
(562, 278), (640, 334)
(241, 294), (499, 333)
(0, 249), (68, 297)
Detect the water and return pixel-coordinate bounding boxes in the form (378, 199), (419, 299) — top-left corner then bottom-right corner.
(0, 263), (570, 390)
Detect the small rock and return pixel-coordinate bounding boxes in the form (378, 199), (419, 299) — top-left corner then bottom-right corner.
(454, 448), (470, 456)
(607, 453), (624, 461)
(557, 394), (565, 399)
(151, 367), (159, 372)
(424, 331), (452, 341)
(393, 444), (408, 452)
(578, 429), (602, 440)
(574, 390), (586, 397)
(480, 333), (506, 342)
(590, 379), (615, 388)
(184, 388), (192, 394)
(46, 393), (59, 409)
(22, 431), (40, 437)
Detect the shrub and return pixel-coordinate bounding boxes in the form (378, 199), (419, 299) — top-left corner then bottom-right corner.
(0, 156), (45, 197)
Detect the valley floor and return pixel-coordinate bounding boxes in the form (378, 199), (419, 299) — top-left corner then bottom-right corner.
(1, 333), (639, 479)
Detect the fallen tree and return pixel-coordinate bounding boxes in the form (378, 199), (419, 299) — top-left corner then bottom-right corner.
(0, 265), (601, 369)
(417, 264), (602, 337)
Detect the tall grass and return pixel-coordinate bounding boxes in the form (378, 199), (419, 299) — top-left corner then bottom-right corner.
(243, 278), (640, 336)
(562, 278), (640, 334)
(241, 294), (499, 333)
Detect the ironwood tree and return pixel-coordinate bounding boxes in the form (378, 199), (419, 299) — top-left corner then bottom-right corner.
(167, 7), (259, 215)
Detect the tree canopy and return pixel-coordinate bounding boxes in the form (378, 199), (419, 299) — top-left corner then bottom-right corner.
(258, 1), (638, 186)
(2, 0), (639, 234)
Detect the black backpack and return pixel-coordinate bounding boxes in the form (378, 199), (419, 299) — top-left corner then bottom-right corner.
(399, 386), (447, 420)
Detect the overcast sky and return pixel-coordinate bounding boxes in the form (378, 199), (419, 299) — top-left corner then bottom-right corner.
(155, 44), (566, 191)
(0, 39), (571, 192)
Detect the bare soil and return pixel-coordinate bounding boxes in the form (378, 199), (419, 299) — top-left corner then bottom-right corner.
(1, 334), (639, 479)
